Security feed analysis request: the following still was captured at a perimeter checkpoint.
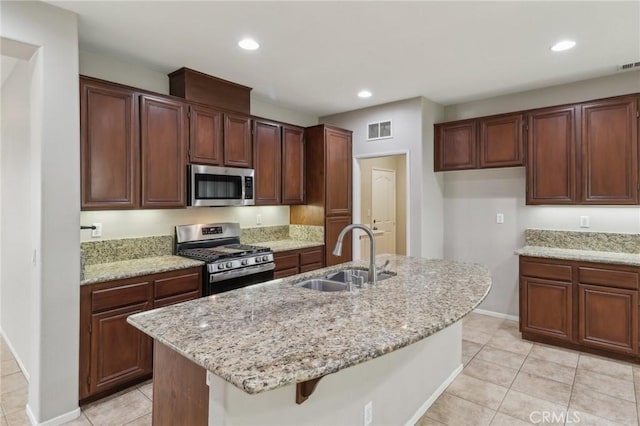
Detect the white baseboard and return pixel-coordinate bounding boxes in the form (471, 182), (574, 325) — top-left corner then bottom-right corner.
(0, 327), (30, 382)
(404, 363), (463, 426)
(26, 404), (81, 426)
(473, 308), (519, 322)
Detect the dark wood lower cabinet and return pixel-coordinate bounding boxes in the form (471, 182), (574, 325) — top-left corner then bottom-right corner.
(521, 277), (572, 341)
(80, 267), (202, 403)
(273, 246), (325, 278)
(520, 256), (640, 361)
(578, 284), (638, 355)
(90, 302), (153, 396)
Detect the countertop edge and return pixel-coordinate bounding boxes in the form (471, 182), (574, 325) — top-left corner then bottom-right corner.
(81, 256), (205, 286)
(515, 246), (640, 266)
(128, 256), (492, 395)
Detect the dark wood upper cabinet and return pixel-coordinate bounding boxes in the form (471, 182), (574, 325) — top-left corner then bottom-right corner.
(80, 77), (139, 210)
(188, 105), (223, 166)
(281, 125), (305, 205)
(581, 96), (639, 204)
(434, 120), (477, 171)
(325, 127), (352, 216)
(223, 113), (252, 168)
(325, 216), (353, 267)
(140, 95), (187, 208)
(526, 105), (578, 205)
(479, 113), (524, 168)
(253, 119), (282, 205)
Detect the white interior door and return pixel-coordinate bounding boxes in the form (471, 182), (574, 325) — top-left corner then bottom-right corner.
(371, 168), (396, 255)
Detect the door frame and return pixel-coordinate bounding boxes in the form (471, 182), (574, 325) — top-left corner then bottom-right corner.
(352, 150), (411, 260)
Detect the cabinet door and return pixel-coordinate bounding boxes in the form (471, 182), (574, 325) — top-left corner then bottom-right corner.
(89, 301), (153, 395)
(434, 121), (477, 171)
(189, 105), (223, 165)
(140, 95), (187, 208)
(479, 114), (524, 168)
(521, 277), (572, 341)
(578, 284), (638, 354)
(253, 119), (282, 205)
(581, 96), (638, 204)
(224, 113), (252, 168)
(80, 78), (139, 209)
(526, 106), (578, 204)
(325, 216), (352, 267)
(282, 125), (305, 204)
(325, 128), (352, 216)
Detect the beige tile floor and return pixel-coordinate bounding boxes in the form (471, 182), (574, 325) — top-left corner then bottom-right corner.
(418, 313), (640, 426)
(3, 313), (640, 425)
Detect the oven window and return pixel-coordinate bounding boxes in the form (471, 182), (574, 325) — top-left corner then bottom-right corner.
(195, 174), (243, 200)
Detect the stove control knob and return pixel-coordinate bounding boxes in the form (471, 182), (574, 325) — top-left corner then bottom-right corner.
(217, 264), (225, 270)
(241, 259), (249, 266)
(226, 262), (233, 268)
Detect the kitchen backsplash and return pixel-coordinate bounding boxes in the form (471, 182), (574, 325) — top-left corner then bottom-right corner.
(81, 225), (325, 265)
(525, 229), (640, 253)
(240, 225), (290, 244)
(81, 235), (174, 265)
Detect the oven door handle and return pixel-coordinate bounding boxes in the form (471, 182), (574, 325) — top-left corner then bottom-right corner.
(209, 263), (275, 283)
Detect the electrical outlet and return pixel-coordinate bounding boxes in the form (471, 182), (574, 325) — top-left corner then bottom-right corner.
(364, 401), (372, 426)
(580, 216), (590, 228)
(256, 214), (262, 225)
(496, 213), (504, 224)
(91, 223), (102, 238)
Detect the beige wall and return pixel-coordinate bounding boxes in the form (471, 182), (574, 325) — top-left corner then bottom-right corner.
(442, 71), (640, 317)
(322, 97), (445, 259)
(358, 155), (407, 255)
(1, 1), (81, 422)
(78, 49), (318, 241)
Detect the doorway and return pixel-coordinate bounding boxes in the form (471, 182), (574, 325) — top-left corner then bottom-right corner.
(357, 155), (407, 261)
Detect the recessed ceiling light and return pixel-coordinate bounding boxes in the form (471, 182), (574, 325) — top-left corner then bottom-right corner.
(551, 40), (576, 52)
(238, 38), (259, 51)
(358, 90), (372, 98)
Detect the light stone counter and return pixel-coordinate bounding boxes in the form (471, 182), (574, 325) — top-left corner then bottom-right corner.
(258, 239), (324, 253)
(515, 246), (640, 266)
(81, 255), (204, 285)
(128, 254), (491, 395)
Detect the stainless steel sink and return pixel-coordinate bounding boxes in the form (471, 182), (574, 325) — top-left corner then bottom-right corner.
(297, 279), (349, 292)
(325, 268), (396, 284)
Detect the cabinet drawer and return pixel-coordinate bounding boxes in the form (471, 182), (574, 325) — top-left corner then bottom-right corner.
(274, 253), (298, 271)
(92, 281), (152, 313)
(155, 290), (201, 308)
(274, 267), (298, 279)
(300, 248), (323, 266)
(300, 263), (323, 274)
(520, 261), (572, 282)
(155, 271), (201, 299)
(578, 267), (639, 290)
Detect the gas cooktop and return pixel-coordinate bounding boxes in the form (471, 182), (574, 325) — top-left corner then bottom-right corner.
(178, 244), (271, 263)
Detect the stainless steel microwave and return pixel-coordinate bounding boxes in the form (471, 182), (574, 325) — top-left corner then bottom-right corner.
(188, 165), (255, 207)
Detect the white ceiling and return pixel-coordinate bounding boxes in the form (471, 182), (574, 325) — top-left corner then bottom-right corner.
(51, 1), (640, 117)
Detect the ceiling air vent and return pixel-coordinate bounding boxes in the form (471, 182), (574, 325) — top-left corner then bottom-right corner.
(618, 61), (640, 72)
(367, 120), (392, 141)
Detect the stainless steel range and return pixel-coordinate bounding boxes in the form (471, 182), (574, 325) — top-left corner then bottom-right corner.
(175, 223), (275, 295)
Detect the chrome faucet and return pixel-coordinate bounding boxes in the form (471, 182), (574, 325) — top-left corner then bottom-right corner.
(332, 224), (377, 285)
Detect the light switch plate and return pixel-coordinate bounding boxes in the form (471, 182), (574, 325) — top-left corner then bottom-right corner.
(91, 223), (102, 238)
(496, 213), (504, 224)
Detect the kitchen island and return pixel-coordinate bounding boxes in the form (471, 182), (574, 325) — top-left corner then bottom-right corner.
(128, 254), (491, 425)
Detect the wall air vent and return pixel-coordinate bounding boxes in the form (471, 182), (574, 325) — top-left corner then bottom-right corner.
(618, 61), (640, 72)
(367, 120), (392, 141)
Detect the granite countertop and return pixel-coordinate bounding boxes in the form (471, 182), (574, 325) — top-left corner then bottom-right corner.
(128, 254), (491, 395)
(257, 239), (324, 252)
(81, 256), (204, 285)
(515, 246), (640, 266)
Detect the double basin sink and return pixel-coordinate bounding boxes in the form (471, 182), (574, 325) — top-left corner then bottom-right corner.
(297, 267), (396, 292)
